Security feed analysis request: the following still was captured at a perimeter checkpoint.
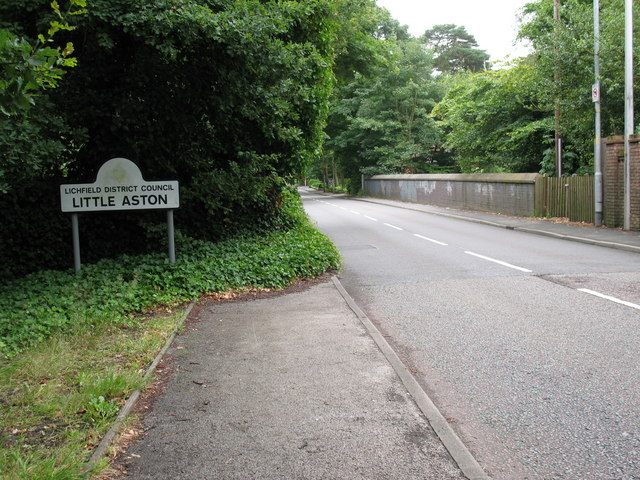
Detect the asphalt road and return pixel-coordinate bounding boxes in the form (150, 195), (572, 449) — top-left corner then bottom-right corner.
(301, 189), (640, 480)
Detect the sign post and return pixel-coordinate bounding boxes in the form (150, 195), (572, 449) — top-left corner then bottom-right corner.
(71, 213), (81, 273)
(167, 209), (176, 264)
(60, 158), (180, 271)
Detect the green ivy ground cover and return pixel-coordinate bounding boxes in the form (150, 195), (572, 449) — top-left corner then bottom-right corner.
(0, 216), (340, 479)
(0, 221), (340, 359)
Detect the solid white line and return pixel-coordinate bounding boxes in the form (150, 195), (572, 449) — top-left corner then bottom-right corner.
(414, 234), (448, 246)
(464, 251), (532, 273)
(364, 216), (378, 222)
(384, 223), (404, 231)
(578, 289), (640, 310)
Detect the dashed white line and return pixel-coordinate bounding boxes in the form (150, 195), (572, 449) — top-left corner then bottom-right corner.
(364, 216), (378, 222)
(578, 289), (640, 310)
(414, 234), (448, 246)
(350, 210), (361, 215)
(464, 251), (532, 273)
(384, 223), (404, 231)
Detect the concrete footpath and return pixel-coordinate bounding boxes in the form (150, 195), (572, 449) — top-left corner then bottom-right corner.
(115, 277), (476, 480)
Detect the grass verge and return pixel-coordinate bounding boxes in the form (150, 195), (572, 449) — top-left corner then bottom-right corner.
(0, 212), (340, 479)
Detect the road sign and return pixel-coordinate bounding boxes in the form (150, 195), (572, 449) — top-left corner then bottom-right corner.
(60, 158), (179, 271)
(60, 158), (179, 212)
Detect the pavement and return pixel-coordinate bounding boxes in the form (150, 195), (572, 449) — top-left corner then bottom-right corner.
(115, 278), (474, 479)
(111, 194), (640, 480)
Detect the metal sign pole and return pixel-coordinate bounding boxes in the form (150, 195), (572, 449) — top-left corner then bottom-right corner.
(71, 213), (81, 272)
(593, 0), (603, 227)
(61, 159), (179, 268)
(624, 0), (634, 230)
(167, 209), (176, 264)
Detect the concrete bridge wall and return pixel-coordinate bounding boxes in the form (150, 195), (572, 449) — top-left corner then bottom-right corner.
(363, 173), (539, 217)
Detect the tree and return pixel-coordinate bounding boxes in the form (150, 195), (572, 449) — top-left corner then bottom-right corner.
(0, 0), (85, 116)
(432, 61), (551, 173)
(518, 0), (640, 174)
(421, 24), (490, 73)
(0, 0), (339, 276)
(325, 32), (445, 191)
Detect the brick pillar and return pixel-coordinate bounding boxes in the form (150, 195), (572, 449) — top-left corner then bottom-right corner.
(603, 135), (640, 229)
(630, 135), (640, 229)
(604, 136), (624, 228)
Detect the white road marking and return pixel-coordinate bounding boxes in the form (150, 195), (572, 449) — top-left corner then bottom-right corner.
(350, 210), (361, 215)
(578, 289), (640, 310)
(365, 216), (378, 222)
(414, 234), (448, 246)
(464, 251), (532, 273)
(384, 223), (404, 231)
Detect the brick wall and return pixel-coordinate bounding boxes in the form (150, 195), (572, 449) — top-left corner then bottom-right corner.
(603, 135), (640, 230)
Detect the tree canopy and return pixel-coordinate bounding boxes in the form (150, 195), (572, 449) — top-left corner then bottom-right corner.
(0, 0), (339, 276)
(432, 62), (550, 173)
(4, 0), (640, 277)
(517, 0), (640, 173)
(421, 24), (490, 73)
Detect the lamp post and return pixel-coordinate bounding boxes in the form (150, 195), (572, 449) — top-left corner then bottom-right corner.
(624, 0), (633, 230)
(594, 0), (603, 227)
(554, 0), (562, 177)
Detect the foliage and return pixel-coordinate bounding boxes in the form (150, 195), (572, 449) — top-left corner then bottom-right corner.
(0, 98), (85, 193)
(518, 0), (640, 173)
(0, 0), (86, 116)
(432, 62), (551, 173)
(331, 0), (409, 85)
(0, 307), (184, 479)
(51, 0), (336, 184)
(324, 26), (447, 191)
(421, 24), (491, 73)
(0, 0), (339, 276)
(0, 195), (340, 357)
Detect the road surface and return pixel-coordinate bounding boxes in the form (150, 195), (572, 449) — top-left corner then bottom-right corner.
(302, 189), (640, 480)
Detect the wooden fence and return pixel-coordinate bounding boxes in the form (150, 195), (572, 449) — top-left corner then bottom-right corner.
(534, 176), (594, 223)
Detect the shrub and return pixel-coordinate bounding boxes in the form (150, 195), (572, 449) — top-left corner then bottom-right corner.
(0, 202), (340, 357)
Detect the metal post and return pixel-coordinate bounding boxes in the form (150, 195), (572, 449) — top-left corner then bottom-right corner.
(594, 0), (603, 227)
(554, 0), (562, 177)
(71, 213), (81, 272)
(624, 0), (633, 230)
(167, 209), (176, 264)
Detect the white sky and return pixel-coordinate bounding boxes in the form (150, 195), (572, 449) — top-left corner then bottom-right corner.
(375, 0), (533, 62)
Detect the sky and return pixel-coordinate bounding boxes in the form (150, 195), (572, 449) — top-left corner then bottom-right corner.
(375, 0), (533, 62)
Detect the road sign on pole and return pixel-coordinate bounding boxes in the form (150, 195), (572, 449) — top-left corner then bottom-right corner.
(60, 158), (180, 271)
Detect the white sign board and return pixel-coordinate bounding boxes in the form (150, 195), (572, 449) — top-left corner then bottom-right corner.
(60, 158), (179, 212)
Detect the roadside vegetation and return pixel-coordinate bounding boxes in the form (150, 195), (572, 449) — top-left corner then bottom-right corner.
(0, 191), (340, 478)
(1, 0), (638, 476)
(313, 0), (640, 192)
